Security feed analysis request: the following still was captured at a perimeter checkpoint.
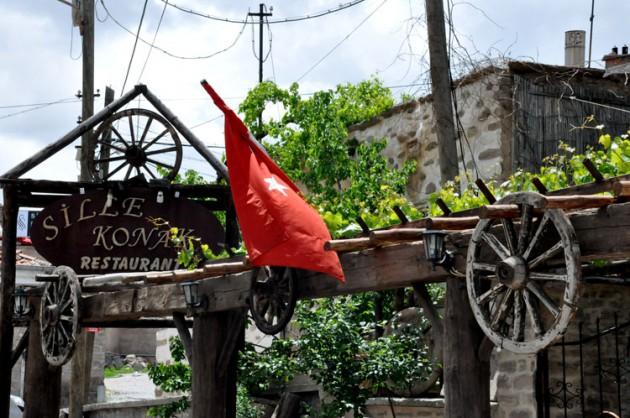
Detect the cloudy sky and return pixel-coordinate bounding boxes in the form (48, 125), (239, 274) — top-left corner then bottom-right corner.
(1, 0), (628, 184)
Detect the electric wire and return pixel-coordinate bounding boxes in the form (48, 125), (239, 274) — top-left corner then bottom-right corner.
(158, 0), (366, 25)
(0, 98), (80, 121)
(69, 23), (82, 60)
(250, 5), (272, 63)
(120, 0), (149, 96)
(100, 0), (249, 60)
(137, 0), (169, 83)
(295, 0), (388, 82)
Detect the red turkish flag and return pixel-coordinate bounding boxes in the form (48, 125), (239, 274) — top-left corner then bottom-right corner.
(201, 81), (345, 282)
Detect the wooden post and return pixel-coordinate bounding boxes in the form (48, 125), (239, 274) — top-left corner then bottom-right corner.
(68, 331), (95, 418)
(192, 310), (244, 418)
(0, 185), (18, 418)
(443, 277), (490, 418)
(425, 0), (459, 182)
(23, 298), (62, 418)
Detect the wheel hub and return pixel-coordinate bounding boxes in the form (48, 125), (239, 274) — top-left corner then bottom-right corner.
(125, 145), (146, 167)
(496, 256), (528, 289)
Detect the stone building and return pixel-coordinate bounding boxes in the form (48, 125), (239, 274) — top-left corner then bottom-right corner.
(349, 61), (630, 205)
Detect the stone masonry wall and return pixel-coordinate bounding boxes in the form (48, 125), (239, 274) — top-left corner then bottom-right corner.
(347, 68), (513, 206)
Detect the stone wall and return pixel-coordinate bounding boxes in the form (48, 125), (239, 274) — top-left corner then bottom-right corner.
(347, 68), (513, 206)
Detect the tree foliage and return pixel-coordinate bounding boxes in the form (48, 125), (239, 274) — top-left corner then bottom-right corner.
(238, 79), (418, 232)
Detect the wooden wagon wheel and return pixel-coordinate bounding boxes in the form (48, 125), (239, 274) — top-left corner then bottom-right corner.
(249, 267), (297, 335)
(466, 192), (581, 353)
(90, 108), (183, 181)
(40, 266), (81, 366)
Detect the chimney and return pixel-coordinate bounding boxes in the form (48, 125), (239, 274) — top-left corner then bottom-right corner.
(565, 30), (586, 67)
(603, 44), (630, 69)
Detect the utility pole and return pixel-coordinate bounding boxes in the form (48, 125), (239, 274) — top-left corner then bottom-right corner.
(79, 0), (95, 181)
(70, 1), (96, 418)
(248, 3), (273, 84)
(424, 0), (490, 417)
(248, 4), (272, 136)
(99, 87), (115, 178)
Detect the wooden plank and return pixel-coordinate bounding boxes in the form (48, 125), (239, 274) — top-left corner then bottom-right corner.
(173, 312), (193, 362)
(10, 329), (29, 368)
(2, 87), (141, 179)
(23, 299), (62, 418)
(0, 185), (18, 418)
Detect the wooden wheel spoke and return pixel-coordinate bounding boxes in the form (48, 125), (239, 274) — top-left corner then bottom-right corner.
(147, 158), (174, 170)
(138, 117), (153, 147)
(528, 241), (563, 270)
(512, 290), (524, 341)
(124, 165), (134, 180)
(128, 115), (136, 145)
(110, 126), (131, 148)
(142, 164), (157, 179)
(501, 219), (517, 255)
(526, 282), (560, 318)
(476, 283), (505, 305)
(522, 289), (543, 336)
(106, 161), (127, 179)
(142, 129), (169, 151)
(491, 288), (513, 330)
(481, 232), (511, 260)
(97, 139), (126, 153)
(522, 212), (550, 261)
(516, 204), (533, 255)
(144, 146), (179, 156)
(95, 155), (127, 164)
(528, 272), (568, 282)
(473, 262), (496, 273)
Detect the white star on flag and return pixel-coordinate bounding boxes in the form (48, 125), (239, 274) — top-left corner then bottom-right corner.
(264, 175), (289, 196)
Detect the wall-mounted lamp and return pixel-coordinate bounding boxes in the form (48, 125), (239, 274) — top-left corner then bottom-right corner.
(181, 281), (207, 312)
(13, 287), (31, 318)
(423, 230), (453, 271)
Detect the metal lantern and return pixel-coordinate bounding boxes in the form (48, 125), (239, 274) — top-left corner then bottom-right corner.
(181, 281), (206, 309)
(423, 230), (447, 265)
(13, 287), (30, 317)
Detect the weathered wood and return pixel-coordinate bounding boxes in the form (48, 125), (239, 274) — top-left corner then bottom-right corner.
(0, 185), (18, 418)
(531, 177), (548, 194)
(412, 284), (443, 335)
(612, 180), (630, 198)
(141, 86), (229, 180)
(444, 276), (490, 418)
(172, 312), (193, 362)
(548, 173), (630, 196)
(68, 332), (95, 418)
(370, 228), (424, 243)
(81, 242), (451, 322)
(192, 310), (242, 418)
(545, 195), (614, 209)
(23, 299), (62, 418)
(80, 319), (192, 328)
(582, 158), (604, 182)
(145, 260), (252, 285)
(80, 201), (630, 323)
(10, 328), (29, 368)
(475, 178), (496, 203)
(323, 237), (372, 252)
(435, 198), (452, 215)
(2, 87), (141, 179)
(425, 216), (479, 230)
(478, 204), (521, 219)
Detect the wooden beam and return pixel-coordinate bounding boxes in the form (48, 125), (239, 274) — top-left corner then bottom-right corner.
(2, 87), (141, 179)
(10, 328), (29, 368)
(370, 228), (424, 243)
(0, 185), (18, 418)
(173, 312), (193, 362)
(23, 299), (62, 418)
(81, 241), (450, 322)
(80, 202), (630, 323)
(68, 332), (95, 418)
(548, 173), (630, 196)
(324, 237), (372, 252)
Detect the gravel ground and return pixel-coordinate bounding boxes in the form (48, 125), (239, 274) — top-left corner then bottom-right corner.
(104, 372), (157, 402)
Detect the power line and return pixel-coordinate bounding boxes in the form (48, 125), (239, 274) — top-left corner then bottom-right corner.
(296, 0), (388, 82)
(100, 0), (249, 60)
(137, 0), (169, 83)
(158, 0), (366, 25)
(120, 0), (149, 95)
(0, 98), (80, 121)
(0, 97), (79, 109)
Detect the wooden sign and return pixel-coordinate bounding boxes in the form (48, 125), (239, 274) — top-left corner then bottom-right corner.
(30, 189), (225, 274)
